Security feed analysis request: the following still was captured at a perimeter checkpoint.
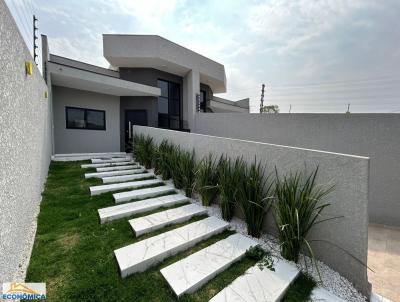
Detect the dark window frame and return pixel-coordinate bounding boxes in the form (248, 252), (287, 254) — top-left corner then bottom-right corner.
(65, 106), (106, 130)
(157, 79), (181, 130)
(200, 89), (207, 112)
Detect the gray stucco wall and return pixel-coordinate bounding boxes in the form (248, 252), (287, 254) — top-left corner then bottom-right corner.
(134, 125), (370, 295)
(0, 0), (52, 282)
(194, 113), (400, 226)
(52, 86), (120, 153)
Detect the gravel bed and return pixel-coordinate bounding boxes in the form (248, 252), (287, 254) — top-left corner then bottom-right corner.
(188, 195), (367, 302)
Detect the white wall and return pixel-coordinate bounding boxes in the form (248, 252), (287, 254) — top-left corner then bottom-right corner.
(0, 0), (52, 282)
(194, 113), (400, 226)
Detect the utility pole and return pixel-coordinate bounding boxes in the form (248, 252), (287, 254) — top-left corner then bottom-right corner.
(346, 103), (351, 114)
(33, 15), (38, 65)
(259, 84), (265, 113)
(289, 104), (292, 114)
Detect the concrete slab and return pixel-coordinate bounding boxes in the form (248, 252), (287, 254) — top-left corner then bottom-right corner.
(91, 157), (131, 164)
(81, 161), (135, 168)
(53, 152), (127, 161)
(210, 258), (300, 302)
(311, 287), (346, 302)
(85, 168), (145, 179)
(90, 179), (162, 196)
(98, 194), (189, 224)
(129, 204), (207, 236)
(102, 173), (154, 184)
(115, 217), (229, 278)
(161, 234), (257, 297)
(113, 185), (176, 203)
(96, 164), (140, 172)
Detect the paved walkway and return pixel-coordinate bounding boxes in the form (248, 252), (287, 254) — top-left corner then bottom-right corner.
(368, 224), (400, 301)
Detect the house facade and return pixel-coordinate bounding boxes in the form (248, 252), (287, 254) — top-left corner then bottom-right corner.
(42, 34), (248, 154)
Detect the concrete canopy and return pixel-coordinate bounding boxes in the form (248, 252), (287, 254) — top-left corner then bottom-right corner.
(48, 62), (161, 97)
(103, 35), (227, 93)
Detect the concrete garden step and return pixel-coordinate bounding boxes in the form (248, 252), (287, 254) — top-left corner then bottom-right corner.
(85, 168), (145, 179)
(96, 164), (140, 172)
(311, 288), (346, 302)
(91, 157), (131, 164)
(114, 217), (229, 278)
(209, 257), (300, 302)
(129, 204), (207, 236)
(98, 194), (189, 224)
(160, 234), (257, 297)
(102, 172), (154, 184)
(81, 161), (135, 169)
(113, 185), (176, 203)
(90, 179), (163, 196)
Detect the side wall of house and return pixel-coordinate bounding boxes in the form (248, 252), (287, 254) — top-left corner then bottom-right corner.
(134, 125), (370, 295)
(0, 0), (52, 282)
(194, 113), (400, 226)
(52, 86), (121, 153)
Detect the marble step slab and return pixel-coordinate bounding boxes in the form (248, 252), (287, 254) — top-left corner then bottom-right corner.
(96, 164), (140, 172)
(90, 179), (163, 196)
(98, 194), (189, 224)
(129, 204), (207, 236)
(311, 288), (346, 302)
(85, 168), (145, 179)
(115, 217), (229, 278)
(210, 257), (300, 302)
(113, 185), (175, 203)
(92, 157), (131, 164)
(81, 161), (135, 169)
(102, 173), (154, 184)
(161, 234), (257, 297)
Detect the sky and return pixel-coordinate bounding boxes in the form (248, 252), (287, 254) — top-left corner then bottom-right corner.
(6, 0), (400, 113)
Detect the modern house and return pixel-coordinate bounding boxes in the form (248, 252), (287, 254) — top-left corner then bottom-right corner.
(42, 34), (249, 154)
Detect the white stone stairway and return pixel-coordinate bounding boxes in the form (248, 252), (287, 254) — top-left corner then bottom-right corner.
(96, 165), (140, 172)
(98, 194), (189, 224)
(113, 185), (176, 203)
(92, 157), (131, 164)
(85, 168), (145, 179)
(160, 233), (257, 297)
(102, 172), (155, 184)
(129, 204), (207, 236)
(81, 161), (136, 169)
(90, 179), (163, 196)
(114, 217), (229, 278)
(209, 257), (300, 302)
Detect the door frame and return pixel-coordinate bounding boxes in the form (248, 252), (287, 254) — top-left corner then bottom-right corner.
(124, 109), (148, 145)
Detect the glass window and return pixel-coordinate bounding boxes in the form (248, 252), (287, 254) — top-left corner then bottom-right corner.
(158, 97), (169, 114)
(158, 80), (169, 97)
(200, 90), (206, 112)
(158, 113), (169, 128)
(169, 82), (180, 100)
(157, 79), (181, 130)
(169, 116), (180, 130)
(170, 99), (180, 115)
(66, 107), (105, 130)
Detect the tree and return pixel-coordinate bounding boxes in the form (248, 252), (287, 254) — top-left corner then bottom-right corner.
(261, 105), (280, 113)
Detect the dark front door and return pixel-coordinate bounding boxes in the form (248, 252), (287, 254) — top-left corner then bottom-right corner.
(125, 110), (147, 150)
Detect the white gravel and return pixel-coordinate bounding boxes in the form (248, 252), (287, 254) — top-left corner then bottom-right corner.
(188, 194), (367, 302)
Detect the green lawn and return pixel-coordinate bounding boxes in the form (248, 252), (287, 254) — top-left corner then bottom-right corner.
(25, 161), (315, 301)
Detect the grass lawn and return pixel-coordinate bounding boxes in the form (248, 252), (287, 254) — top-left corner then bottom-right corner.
(25, 161), (315, 301)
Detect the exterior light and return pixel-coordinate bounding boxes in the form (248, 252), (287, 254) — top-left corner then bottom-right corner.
(25, 61), (33, 75)
(44, 91), (48, 98)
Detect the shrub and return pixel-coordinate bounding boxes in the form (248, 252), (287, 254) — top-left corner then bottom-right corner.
(169, 145), (183, 189)
(217, 156), (246, 221)
(237, 159), (273, 238)
(133, 134), (155, 169)
(179, 149), (196, 197)
(195, 154), (218, 206)
(273, 166), (334, 263)
(246, 245), (275, 271)
(154, 140), (174, 179)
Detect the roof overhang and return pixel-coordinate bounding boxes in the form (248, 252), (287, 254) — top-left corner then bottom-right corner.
(48, 62), (161, 97)
(103, 35), (227, 93)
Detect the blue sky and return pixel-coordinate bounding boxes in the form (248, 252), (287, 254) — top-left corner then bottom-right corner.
(7, 0), (400, 113)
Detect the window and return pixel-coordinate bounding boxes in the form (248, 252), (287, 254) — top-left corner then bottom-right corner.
(157, 79), (181, 130)
(200, 90), (206, 112)
(66, 107), (106, 130)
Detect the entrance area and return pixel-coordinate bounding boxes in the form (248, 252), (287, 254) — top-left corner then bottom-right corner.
(125, 110), (147, 150)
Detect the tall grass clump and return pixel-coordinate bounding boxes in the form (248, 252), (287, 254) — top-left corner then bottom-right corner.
(133, 134), (155, 169)
(179, 149), (196, 197)
(217, 156), (246, 221)
(169, 145), (183, 189)
(154, 140), (174, 179)
(195, 154), (218, 206)
(274, 166), (334, 263)
(238, 159), (273, 238)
